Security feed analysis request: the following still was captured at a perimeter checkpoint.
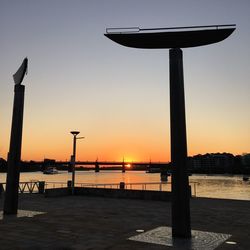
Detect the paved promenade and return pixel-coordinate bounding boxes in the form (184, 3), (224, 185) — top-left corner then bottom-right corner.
(0, 194), (249, 249)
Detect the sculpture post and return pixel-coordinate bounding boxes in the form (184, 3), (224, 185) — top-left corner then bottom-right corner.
(4, 58), (27, 215)
(4, 84), (25, 214)
(105, 24), (235, 239)
(169, 48), (191, 237)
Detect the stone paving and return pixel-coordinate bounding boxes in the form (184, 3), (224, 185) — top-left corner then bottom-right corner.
(0, 194), (249, 249)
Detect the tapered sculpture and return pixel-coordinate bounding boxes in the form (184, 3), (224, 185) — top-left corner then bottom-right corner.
(105, 25), (235, 238)
(4, 58), (28, 214)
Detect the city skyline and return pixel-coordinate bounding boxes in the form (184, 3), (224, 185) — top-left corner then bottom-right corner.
(1, 1), (250, 162)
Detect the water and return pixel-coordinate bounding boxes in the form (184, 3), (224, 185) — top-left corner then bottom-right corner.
(0, 171), (249, 201)
(189, 174), (250, 201)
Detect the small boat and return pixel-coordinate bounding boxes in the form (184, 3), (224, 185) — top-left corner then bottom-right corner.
(161, 174), (168, 182)
(161, 171), (170, 182)
(146, 168), (161, 173)
(43, 167), (58, 175)
(243, 176), (249, 181)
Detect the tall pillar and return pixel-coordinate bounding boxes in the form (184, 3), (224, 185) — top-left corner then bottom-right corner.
(169, 48), (191, 238)
(122, 163), (126, 173)
(71, 137), (76, 195)
(95, 162), (100, 172)
(4, 84), (25, 214)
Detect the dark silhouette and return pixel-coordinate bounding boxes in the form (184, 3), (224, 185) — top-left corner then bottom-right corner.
(1, 154), (247, 174)
(169, 48), (190, 237)
(105, 24), (236, 238)
(4, 58), (28, 214)
(95, 159), (100, 172)
(105, 24), (235, 49)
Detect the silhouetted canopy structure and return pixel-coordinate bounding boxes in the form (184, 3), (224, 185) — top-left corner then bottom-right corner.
(105, 23), (236, 238)
(13, 57), (28, 85)
(105, 24), (236, 49)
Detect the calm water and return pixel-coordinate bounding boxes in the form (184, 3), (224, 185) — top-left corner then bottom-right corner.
(1, 171), (250, 201)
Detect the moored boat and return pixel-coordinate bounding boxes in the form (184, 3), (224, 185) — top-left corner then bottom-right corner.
(43, 167), (58, 175)
(243, 175), (249, 181)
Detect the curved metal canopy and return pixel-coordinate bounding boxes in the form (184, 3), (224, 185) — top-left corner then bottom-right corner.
(13, 57), (28, 85)
(104, 25), (236, 49)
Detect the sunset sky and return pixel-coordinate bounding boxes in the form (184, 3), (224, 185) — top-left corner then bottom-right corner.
(0, 0), (249, 162)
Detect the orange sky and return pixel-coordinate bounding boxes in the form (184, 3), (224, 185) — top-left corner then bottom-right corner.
(1, 1), (249, 162)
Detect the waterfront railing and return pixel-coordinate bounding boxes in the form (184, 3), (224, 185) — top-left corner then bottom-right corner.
(44, 181), (197, 196)
(0, 181), (197, 197)
(0, 180), (43, 194)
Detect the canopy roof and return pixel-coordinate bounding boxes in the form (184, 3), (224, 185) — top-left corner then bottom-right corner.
(105, 25), (236, 49)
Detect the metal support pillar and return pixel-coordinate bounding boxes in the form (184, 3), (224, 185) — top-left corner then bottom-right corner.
(122, 163), (126, 173)
(71, 138), (76, 195)
(169, 48), (191, 238)
(95, 162), (100, 172)
(4, 84), (25, 214)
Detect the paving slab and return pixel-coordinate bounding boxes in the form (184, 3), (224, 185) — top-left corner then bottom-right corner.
(0, 194), (249, 249)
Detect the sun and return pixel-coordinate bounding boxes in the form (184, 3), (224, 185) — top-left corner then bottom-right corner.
(126, 164), (131, 168)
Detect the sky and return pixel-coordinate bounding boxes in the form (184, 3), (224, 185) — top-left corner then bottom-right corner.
(0, 0), (249, 162)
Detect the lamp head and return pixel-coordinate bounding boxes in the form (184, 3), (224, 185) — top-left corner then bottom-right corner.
(13, 57), (28, 85)
(71, 131), (80, 136)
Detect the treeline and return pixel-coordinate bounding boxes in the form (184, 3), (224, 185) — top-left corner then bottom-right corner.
(0, 158), (42, 172)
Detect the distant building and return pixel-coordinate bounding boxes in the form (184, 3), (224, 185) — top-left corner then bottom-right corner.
(190, 153), (234, 173)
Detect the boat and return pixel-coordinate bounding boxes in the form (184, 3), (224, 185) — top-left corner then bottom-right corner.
(161, 171), (171, 182)
(105, 24), (236, 49)
(146, 168), (161, 173)
(43, 167), (58, 175)
(243, 175), (249, 181)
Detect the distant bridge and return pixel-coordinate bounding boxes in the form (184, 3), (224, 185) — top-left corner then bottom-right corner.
(30, 160), (169, 166)
(25, 160), (170, 173)
(71, 161), (169, 166)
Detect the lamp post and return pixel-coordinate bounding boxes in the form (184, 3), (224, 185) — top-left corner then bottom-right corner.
(104, 24), (235, 238)
(70, 131), (84, 195)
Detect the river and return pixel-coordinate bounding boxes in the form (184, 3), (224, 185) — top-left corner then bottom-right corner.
(1, 171), (249, 201)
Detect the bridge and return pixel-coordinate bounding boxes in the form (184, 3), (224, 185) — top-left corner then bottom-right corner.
(73, 161), (169, 166)
(26, 160), (170, 173)
(73, 161), (170, 172)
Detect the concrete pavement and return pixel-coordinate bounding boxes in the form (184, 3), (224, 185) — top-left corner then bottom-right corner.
(0, 194), (249, 249)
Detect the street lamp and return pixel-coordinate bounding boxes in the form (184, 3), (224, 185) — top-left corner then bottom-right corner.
(70, 131), (84, 194)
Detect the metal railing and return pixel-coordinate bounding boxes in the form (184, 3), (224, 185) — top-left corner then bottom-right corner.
(77, 181), (197, 197)
(0, 181), (197, 196)
(45, 181), (68, 189)
(0, 180), (43, 194)
(44, 181), (197, 197)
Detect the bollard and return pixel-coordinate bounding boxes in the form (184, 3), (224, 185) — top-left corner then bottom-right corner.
(67, 180), (72, 188)
(0, 183), (4, 197)
(38, 181), (45, 194)
(189, 185), (192, 197)
(119, 182), (125, 189)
